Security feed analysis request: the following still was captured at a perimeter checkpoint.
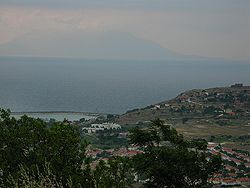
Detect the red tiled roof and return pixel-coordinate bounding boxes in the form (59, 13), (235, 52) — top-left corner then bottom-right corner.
(126, 150), (143, 156)
(237, 177), (250, 182)
(224, 165), (238, 171)
(86, 149), (103, 157)
(222, 147), (233, 153)
(211, 151), (220, 155)
(229, 158), (242, 164)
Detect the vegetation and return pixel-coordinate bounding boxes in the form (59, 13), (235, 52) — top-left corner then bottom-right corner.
(209, 135), (250, 143)
(129, 119), (222, 187)
(0, 109), (91, 187)
(0, 109), (222, 187)
(85, 129), (128, 149)
(93, 157), (134, 188)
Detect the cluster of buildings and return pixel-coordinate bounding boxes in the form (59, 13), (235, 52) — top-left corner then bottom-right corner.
(87, 147), (143, 159)
(149, 85), (250, 119)
(82, 122), (121, 133)
(208, 142), (250, 187)
(86, 142), (250, 186)
(86, 147), (143, 168)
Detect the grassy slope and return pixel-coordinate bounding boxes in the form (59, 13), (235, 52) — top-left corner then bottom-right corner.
(117, 85), (250, 149)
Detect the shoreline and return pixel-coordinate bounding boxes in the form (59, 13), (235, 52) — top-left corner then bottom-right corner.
(10, 111), (105, 122)
(10, 111), (108, 116)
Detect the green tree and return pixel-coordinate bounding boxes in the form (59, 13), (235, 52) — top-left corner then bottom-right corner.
(182, 117), (189, 124)
(0, 110), (49, 185)
(129, 119), (222, 188)
(0, 109), (222, 188)
(93, 157), (134, 188)
(46, 122), (90, 187)
(0, 109), (90, 187)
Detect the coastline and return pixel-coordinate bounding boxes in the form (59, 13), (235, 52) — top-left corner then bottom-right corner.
(10, 111), (104, 122)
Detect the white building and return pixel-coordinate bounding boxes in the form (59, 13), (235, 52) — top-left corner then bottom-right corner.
(82, 123), (121, 133)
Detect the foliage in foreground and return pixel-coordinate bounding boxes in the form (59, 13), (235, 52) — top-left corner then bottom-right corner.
(129, 119), (222, 187)
(0, 109), (221, 187)
(5, 163), (66, 188)
(0, 109), (91, 187)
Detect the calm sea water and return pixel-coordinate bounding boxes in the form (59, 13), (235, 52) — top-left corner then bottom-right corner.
(0, 56), (249, 114)
(11, 112), (96, 122)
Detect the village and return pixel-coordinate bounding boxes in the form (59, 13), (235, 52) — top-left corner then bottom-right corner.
(69, 84), (250, 187)
(155, 84), (250, 118)
(207, 142), (250, 187)
(82, 122), (121, 133)
(76, 117), (250, 187)
(84, 141), (250, 187)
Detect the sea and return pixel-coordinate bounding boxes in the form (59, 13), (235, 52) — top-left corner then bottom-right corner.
(0, 56), (249, 116)
(10, 112), (97, 122)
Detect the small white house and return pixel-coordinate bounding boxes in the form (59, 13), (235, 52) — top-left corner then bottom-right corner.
(82, 123), (121, 133)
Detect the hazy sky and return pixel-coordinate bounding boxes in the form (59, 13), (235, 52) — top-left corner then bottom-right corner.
(0, 0), (249, 60)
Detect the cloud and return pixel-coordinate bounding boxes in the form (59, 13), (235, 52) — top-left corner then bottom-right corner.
(0, 0), (166, 9)
(0, 0), (249, 60)
(0, 0), (249, 12)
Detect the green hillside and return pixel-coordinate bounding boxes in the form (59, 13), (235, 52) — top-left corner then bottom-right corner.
(118, 84), (250, 149)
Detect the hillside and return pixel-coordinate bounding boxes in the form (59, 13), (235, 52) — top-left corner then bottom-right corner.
(118, 84), (250, 147)
(119, 84), (250, 123)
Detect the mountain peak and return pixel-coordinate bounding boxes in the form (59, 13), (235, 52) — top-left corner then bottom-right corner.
(0, 31), (182, 60)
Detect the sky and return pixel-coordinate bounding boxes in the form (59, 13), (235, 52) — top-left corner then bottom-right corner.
(0, 0), (249, 60)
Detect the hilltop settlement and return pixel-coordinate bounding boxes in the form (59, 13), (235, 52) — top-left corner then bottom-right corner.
(68, 84), (250, 187)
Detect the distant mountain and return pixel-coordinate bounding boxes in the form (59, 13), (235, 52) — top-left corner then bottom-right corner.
(0, 31), (183, 60)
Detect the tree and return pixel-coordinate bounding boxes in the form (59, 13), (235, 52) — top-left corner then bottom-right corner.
(93, 157), (134, 188)
(0, 108), (222, 188)
(129, 119), (222, 188)
(0, 110), (49, 185)
(182, 117), (189, 124)
(0, 109), (90, 187)
(107, 114), (115, 122)
(46, 122), (90, 187)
